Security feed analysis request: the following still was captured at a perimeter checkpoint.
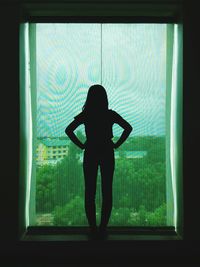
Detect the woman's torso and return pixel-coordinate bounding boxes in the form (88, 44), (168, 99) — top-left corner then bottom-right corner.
(75, 109), (115, 149)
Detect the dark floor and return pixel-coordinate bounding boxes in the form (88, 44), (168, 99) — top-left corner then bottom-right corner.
(23, 232), (180, 241)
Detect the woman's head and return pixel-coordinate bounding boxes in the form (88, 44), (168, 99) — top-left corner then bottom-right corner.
(83, 84), (108, 112)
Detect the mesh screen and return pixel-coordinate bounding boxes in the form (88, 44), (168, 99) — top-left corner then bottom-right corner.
(34, 24), (170, 226)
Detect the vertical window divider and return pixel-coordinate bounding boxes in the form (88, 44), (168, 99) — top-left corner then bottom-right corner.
(28, 23), (37, 226)
(101, 23), (103, 85)
(166, 24), (174, 227)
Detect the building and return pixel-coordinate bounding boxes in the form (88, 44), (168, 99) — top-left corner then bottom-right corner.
(115, 151), (147, 159)
(78, 150), (147, 163)
(36, 138), (70, 165)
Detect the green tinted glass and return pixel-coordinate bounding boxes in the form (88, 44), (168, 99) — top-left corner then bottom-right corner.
(22, 23), (181, 227)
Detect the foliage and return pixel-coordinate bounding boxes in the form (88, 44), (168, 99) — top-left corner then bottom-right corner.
(53, 196), (87, 226)
(36, 136), (168, 226)
(146, 203), (167, 226)
(36, 138), (84, 212)
(36, 165), (56, 212)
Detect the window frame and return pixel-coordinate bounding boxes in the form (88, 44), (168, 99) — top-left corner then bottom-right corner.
(19, 1), (183, 242)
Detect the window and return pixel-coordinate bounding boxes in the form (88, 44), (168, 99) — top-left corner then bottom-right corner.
(20, 22), (182, 233)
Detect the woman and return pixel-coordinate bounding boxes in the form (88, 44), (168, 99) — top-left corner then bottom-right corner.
(65, 84), (132, 237)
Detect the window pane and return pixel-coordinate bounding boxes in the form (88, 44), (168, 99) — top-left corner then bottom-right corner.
(32, 23), (172, 227)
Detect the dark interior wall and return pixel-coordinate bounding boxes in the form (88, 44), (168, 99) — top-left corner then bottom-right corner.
(183, 0), (200, 241)
(0, 3), (20, 244)
(0, 0), (200, 265)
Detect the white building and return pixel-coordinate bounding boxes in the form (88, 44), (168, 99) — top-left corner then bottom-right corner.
(36, 138), (70, 165)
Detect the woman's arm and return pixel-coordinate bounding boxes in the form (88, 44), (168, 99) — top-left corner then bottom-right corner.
(112, 112), (133, 149)
(65, 120), (85, 150)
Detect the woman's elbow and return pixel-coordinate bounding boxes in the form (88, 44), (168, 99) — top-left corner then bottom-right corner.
(124, 125), (132, 136)
(128, 124), (133, 133)
(65, 126), (71, 136)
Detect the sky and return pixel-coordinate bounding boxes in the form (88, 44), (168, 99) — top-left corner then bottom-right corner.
(36, 23), (167, 137)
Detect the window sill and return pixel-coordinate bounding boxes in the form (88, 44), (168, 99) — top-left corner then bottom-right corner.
(21, 226), (181, 242)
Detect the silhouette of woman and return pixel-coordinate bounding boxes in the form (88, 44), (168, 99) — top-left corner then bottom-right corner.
(65, 84), (132, 236)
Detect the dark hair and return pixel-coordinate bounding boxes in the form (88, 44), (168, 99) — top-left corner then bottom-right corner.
(82, 84), (108, 113)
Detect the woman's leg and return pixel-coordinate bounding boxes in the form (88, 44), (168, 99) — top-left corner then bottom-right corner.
(99, 148), (115, 229)
(83, 149), (99, 229)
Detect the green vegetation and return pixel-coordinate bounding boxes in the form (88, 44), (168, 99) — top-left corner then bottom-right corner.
(36, 135), (167, 226)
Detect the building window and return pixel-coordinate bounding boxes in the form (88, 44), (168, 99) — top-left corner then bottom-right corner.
(20, 23), (182, 230)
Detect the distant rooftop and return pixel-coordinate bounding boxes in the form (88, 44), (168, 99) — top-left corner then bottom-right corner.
(40, 138), (70, 147)
(115, 151), (147, 158)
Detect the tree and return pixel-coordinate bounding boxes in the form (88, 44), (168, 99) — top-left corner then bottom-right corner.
(110, 207), (131, 226)
(113, 157), (134, 208)
(54, 142), (84, 206)
(146, 203), (166, 226)
(36, 135), (167, 227)
(53, 196), (87, 226)
(36, 165), (56, 213)
(145, 136), (165, 164)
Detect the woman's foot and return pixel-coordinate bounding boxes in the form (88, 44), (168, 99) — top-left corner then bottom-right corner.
(88, 226), (98, 240)
(98, 226), (108, 240)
